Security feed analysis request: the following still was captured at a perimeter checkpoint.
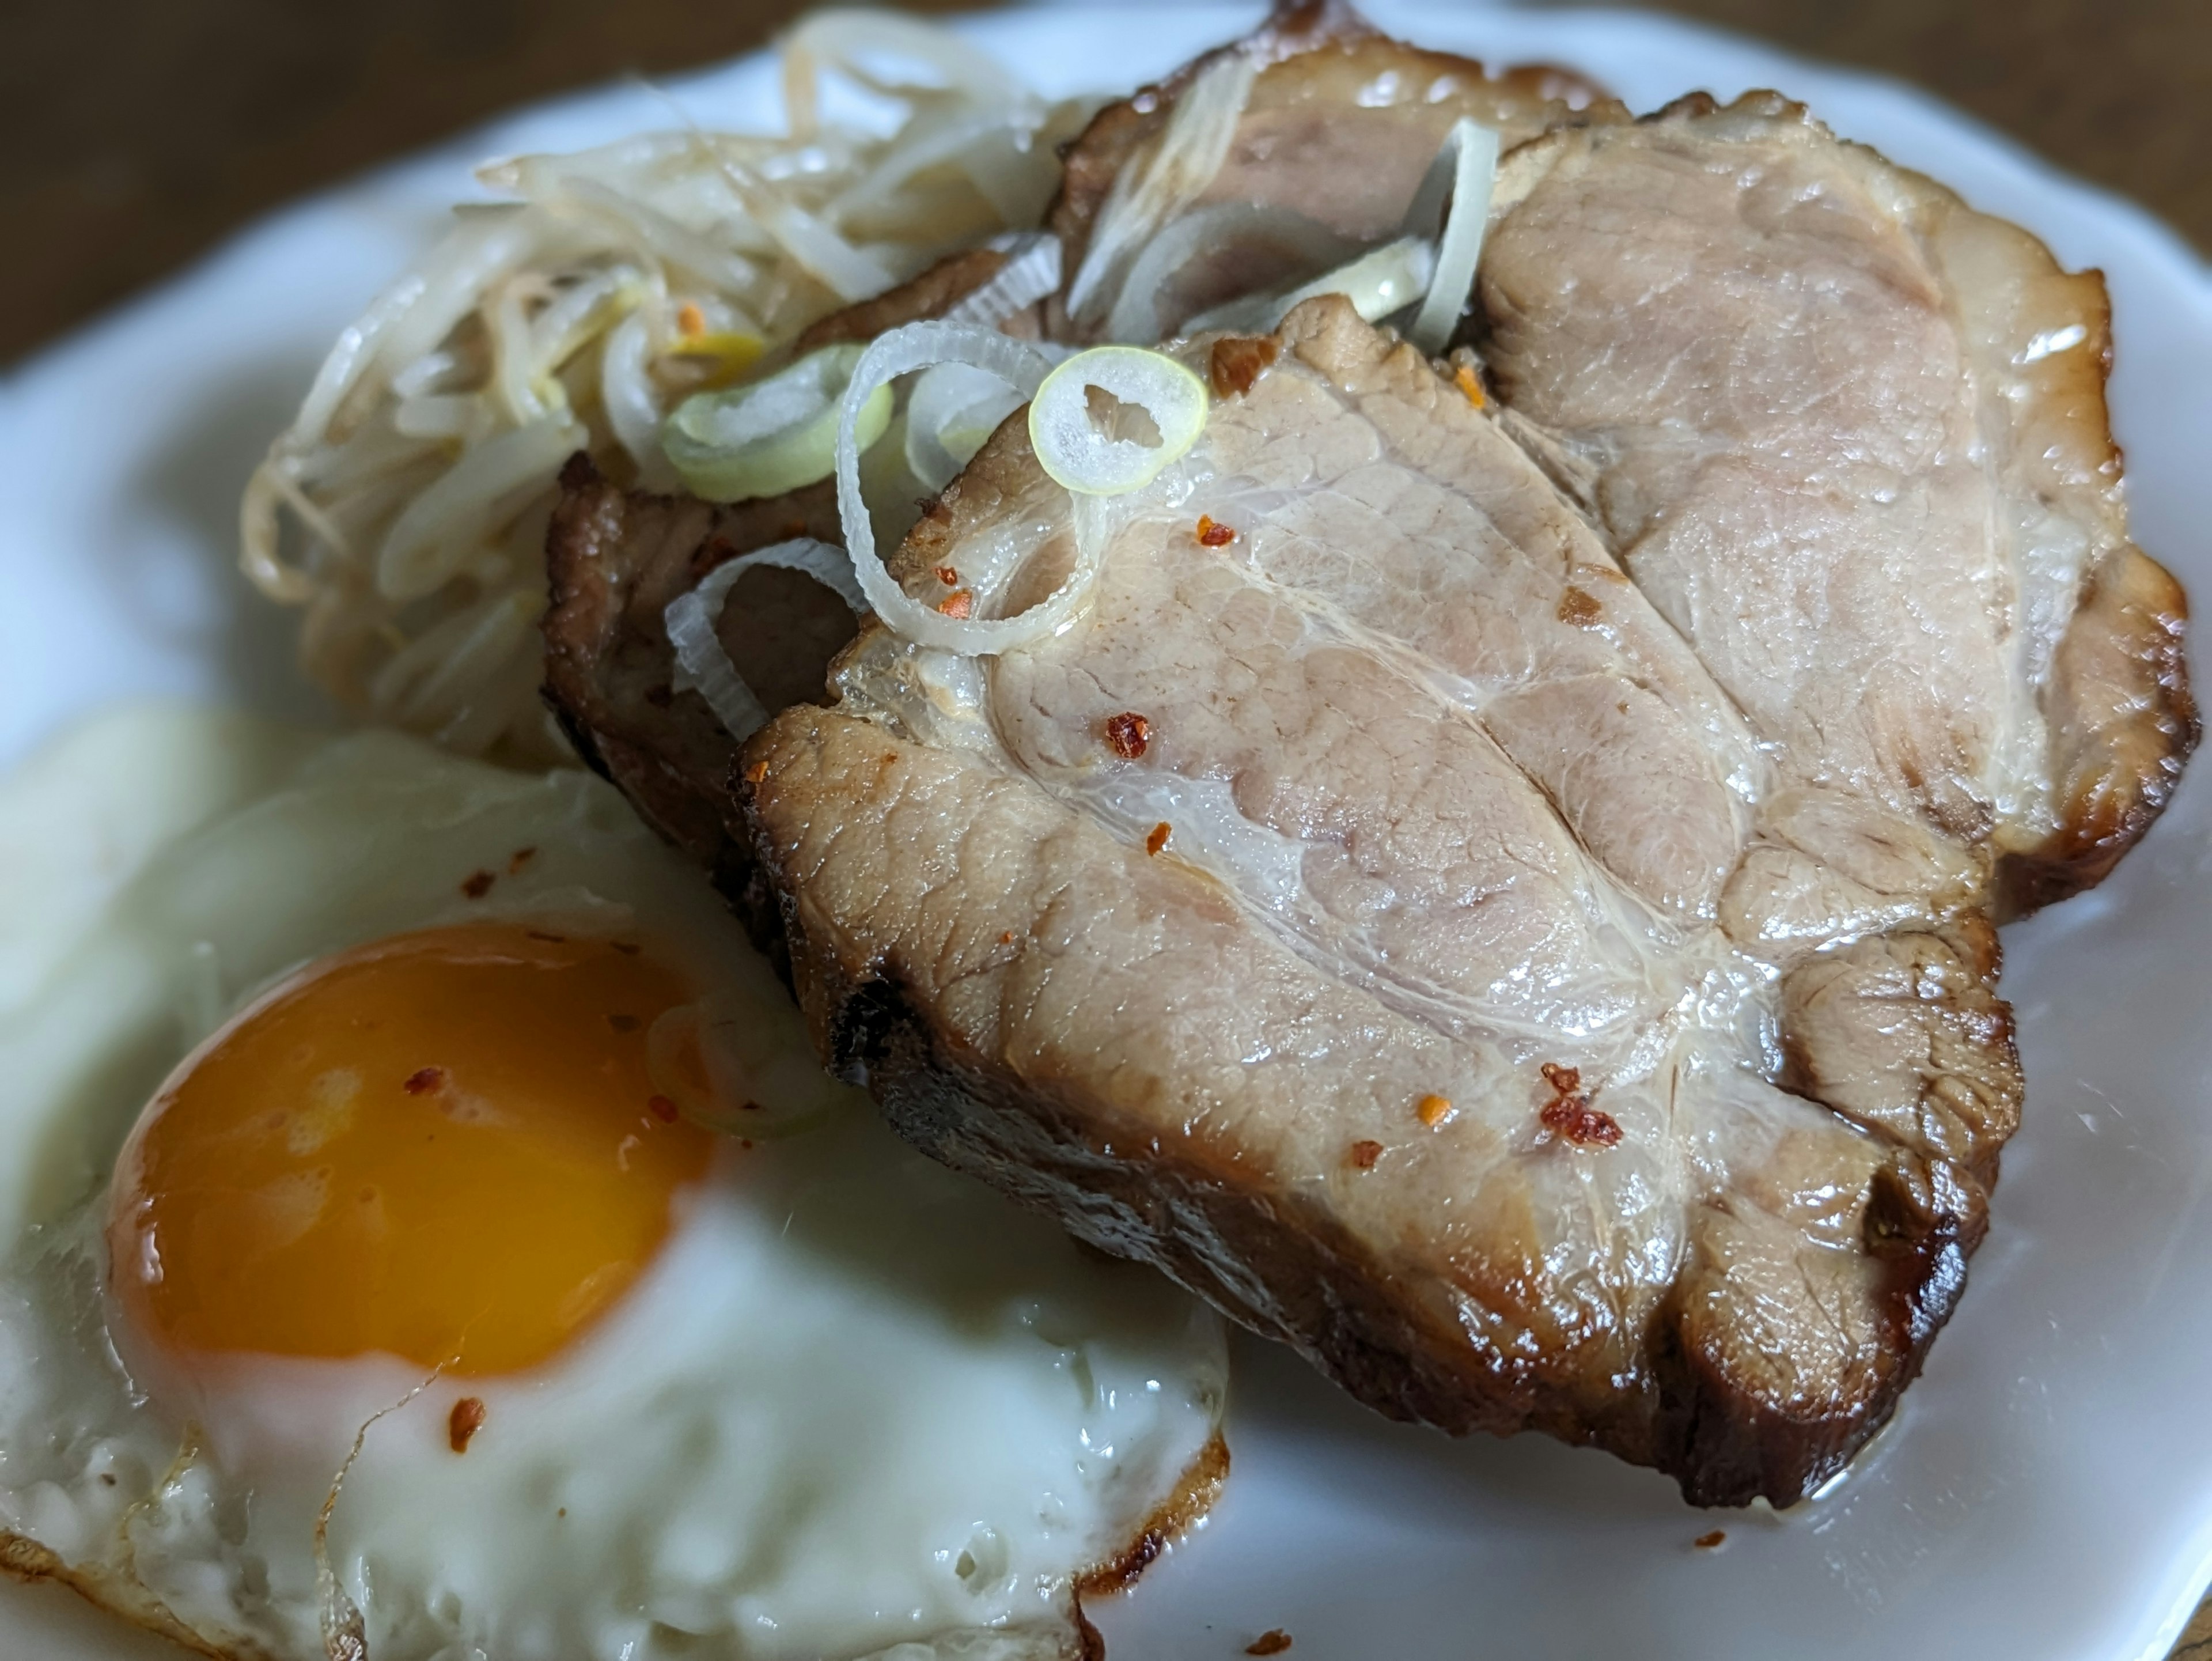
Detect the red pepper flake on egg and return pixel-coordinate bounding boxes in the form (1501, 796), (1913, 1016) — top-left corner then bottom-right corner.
(403, 1066), (445, 1096)
(1104, 712), (1151, 759)
(448, 1396), (487, 1453)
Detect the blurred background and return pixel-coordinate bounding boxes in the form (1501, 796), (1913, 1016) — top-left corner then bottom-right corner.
(4, 0), (2209, 368)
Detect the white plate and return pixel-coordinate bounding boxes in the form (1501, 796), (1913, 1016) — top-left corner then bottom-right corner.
(3, 5), (2208, 1658)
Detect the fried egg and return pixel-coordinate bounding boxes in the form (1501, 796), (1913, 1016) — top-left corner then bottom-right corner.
(0, 705), (1228, 1661)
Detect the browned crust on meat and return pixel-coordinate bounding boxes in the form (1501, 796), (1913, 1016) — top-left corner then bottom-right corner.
(793, 246), (1009, 352)
(1, 1530), (240, 1660)
(540, 452), (827, 877)
(2003, 544), (2197, 913)
(1074, 1430), (1229, 1600)
(739, 704), (1978, 1507)
(1047, 1), (1608, 335)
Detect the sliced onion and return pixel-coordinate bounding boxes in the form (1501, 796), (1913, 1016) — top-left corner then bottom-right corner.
(1184, 235), (1438, 337)
(663, 343), (892, 503)
(840, 321), (1122, 656)
(664, 536), (864, 740)
(941, 232), (1064, 330)
(903, 361), (1028, 492)
(1403, 119), (1502, 357)
(1103, 201), (1358, 346)
(1066, 48), (1259, 326)
(1028, 347), (1207, 497)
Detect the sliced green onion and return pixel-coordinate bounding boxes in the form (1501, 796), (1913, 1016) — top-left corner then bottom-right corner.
(1028, 346), (1208, 497)
(662, 342), (892, 502)
(1403, 119), (1502, 357)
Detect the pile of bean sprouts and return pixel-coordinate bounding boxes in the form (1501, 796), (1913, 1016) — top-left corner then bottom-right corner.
(241, 11), (1098, 762)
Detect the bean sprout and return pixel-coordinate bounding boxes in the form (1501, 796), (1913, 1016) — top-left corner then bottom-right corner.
(243, 13), (1097, 763)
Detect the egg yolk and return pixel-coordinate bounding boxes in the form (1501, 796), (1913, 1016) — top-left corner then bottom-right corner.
(107, 923), (713, 1376)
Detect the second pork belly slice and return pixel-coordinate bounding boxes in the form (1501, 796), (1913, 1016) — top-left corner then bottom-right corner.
(742, 298), (1996, 1505)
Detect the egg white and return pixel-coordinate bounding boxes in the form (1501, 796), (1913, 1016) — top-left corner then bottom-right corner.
(0, 705), (1227, 1661)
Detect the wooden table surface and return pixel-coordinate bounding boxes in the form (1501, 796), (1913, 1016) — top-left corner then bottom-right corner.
(5, 0), (2209, 1652)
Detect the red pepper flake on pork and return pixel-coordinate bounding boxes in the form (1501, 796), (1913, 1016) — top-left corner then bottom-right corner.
(1246, 1632), (1294, 1656)
(933, 565), (961, 587)
(1348, 1140), (1383, 1171)
(1452, 361), (1487, 408)
(1208, 334), (1279, 398)
(1539, 1062), (1622, 1148)
(937, 589), (975, 619)
(1195, 514), (1236, 547)
(1104, 712), (1152, 759)
(1146, 822), (1172, 856)
(1415, 1093), (1454, 1128)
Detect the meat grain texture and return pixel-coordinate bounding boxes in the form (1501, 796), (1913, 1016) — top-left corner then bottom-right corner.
(544, 12), (2194, 1507)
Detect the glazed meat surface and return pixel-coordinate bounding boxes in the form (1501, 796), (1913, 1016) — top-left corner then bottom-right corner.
(545, 44), (2192, 1505)
(737, 125), (2190, 1499)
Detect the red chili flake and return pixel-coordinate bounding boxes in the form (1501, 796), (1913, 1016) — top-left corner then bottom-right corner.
(1146, 822), (1171, 856)
(448, 1397), (487, 1453)
(1246, 1633), (1294, 1657)
(460, 869), (495, 900)
(1556, 585), (1601, 626)
(999, 930), (1015, 945)
(1195, 514), (1236, 547)
(1694, 1529), (1728, 1550)
(507, 846), (538, 875)
(744, 759), (770, 785)
(1209, 334), (1279, 398)
(1453, 361), (1487, 408)
(937, 589), (975, 619)
(1538, 1062), (1622, 1148)
(647, 1095), (679, 1123)
(1416, 1092), (1453, 1128)
(1104, 712), (1151, 759)
(933, 565), (961, 587)
(676, 303), (706, 339)
(403, 1067), (445, 1096)
(608, 1013), (640, 1034)
(1349, 1140), (1383, 1170)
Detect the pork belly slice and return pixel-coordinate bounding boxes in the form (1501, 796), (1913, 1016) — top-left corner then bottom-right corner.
(1480, 92), (2196, 921)
(738, 298), (2039, 1505)
(1050, 0), (1608, 341)
(540, 246), (1036, 883)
